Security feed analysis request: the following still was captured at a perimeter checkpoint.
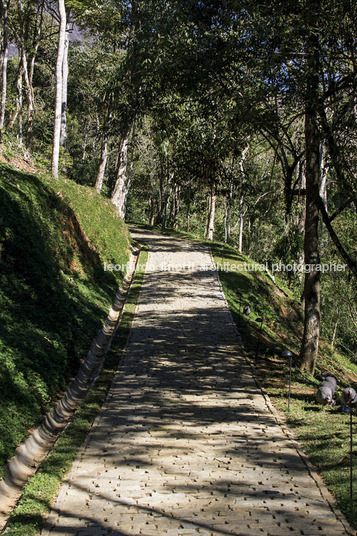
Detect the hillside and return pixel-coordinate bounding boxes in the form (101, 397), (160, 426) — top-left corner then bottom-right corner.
(0, 162), (131, 476)
(209, 241), (357, 526)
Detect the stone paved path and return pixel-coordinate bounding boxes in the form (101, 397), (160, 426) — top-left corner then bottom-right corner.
(41, 230), (350, 536)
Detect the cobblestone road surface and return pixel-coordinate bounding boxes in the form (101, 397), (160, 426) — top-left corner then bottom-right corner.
(41, 230), (351, 536)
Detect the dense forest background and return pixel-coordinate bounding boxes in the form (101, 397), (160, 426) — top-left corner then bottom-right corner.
(0, 0), (356, 372)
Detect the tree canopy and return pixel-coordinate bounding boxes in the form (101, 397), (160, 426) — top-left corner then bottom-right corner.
(1, 0), (357, 371)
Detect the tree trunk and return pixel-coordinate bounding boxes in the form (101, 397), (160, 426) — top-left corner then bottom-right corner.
(331, 320), (338, 349)
(224, 201), (228, 243)
(23, 0), (44, 146)
(94, 109), (112, 193)
(149, 198), (156, 226)
(157, 163), (165, 225)
(162, 184), (171, 230)
(111, 124), (132, 218)
(8, 70), (22, 129)
(238, 145), (249, 252)
(206, 181), (216, 241)
(51, 0), (66, 178)
(0, 0), (9, 144)
(238, 208), (244, 253)
(8, 63), (24, 144)
(17, 70), (22, 144)
(224, 179), (233, 243)
(60, 27), (69, 148)
(173, 184), (180, 230)
(319, 141), (328, 211)
(95, 134), (108, 193)
(299, 8), (321, 375)
(20, 47), (35, 147)
(169, 182), (180, 229)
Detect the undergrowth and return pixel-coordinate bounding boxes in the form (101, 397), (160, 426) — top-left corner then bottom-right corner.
(0, 163), (130, 475)
(1, 248), (148, 536)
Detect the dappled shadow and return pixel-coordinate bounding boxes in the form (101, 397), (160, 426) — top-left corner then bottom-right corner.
(39, 229), (348, 535)
(40, 477), (327, 536)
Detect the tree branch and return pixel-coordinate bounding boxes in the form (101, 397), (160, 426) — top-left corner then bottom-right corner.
(329, 197), (357, 223)
(318, 197), (357, 280)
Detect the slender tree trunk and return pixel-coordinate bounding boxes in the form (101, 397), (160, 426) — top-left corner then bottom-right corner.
(60, 27), (69, 148)
(158, 164), (165, 225)
(247, 219), (252, 254)
(162, 184), (171, 230)
(95, 134), (108, 193)
(20, 47), (35, 147)
(299, 8), (321, 375)
(227, 197), (232, 242)
(238, 145), (249, 252)
(94, 110), (112, 193)
(111, 124), (132, 218)
(26, 1), (43, 146)
(168, 182), (179, 228)
(206, 181), (216, 241)
(224, 180), (233, 243)
(224, 198), (232, 244)
(51, 0), (66, 178)
(17, 70), (22, 144)
(168, 187), (174, 227)
(319, 141), (328, 211)
(0, 0), (9, 144)
(224, 202), (228, 243)
(205, 192), (211, 238)
(0, 45), (8, 143)
(238, 210), (244, 252)
(331, 320), (338, 349)
(8, 63), (24, 144)
(149, 198), (156, 226)
(173, 184), (180, 230)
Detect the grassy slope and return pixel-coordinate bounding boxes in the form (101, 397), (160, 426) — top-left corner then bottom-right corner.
(209, 241), (357, 528)
(0, 162), (130, 476)
(2, 248), (148, 536)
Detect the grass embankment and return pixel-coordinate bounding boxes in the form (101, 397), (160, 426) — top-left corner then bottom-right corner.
(210, 241), (357, 529)
(0, 162), (130, 476)
(2, 247), (148, 536)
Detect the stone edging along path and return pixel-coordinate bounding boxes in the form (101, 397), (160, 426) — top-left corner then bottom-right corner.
(0, 245), (141, 529)
(40, 229), (355, 536)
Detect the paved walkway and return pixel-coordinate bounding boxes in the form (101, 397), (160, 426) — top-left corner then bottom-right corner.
(42, 230), (350, 536)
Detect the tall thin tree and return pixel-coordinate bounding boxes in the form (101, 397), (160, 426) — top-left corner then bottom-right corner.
(51, 0), (66, 178)
(0, 0), (10, 143)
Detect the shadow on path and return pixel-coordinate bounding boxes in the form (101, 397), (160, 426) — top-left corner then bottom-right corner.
(41, 230), (350, 536)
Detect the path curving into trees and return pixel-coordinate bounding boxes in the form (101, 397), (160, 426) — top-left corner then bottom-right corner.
(41, 230), (351, 536)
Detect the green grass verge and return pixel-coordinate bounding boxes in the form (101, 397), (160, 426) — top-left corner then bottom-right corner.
(0, 163), (130, 475)
(1, 247), (148, 536)
(210, 241), (357, 529)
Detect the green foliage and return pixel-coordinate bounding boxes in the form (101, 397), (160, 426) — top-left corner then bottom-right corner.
(0, 163), (130, 475)
(210, 241), (301, 350)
